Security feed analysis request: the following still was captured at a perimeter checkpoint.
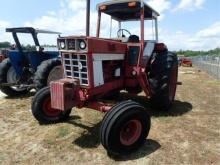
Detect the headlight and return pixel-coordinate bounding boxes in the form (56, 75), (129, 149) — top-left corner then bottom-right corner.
(79, 40), (86, 50)
(60, 41), (65, 49)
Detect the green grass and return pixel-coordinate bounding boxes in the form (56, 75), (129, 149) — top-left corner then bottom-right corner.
(56, 126), (70, 139)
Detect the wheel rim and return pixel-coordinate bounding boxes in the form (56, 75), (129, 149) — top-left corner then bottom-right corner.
(7, 67), (27, 92)
(169, 67), (178, 101)
(42, 97), (61, 117)
(120, 119), (142, 146)
(47, 66), (63, 85)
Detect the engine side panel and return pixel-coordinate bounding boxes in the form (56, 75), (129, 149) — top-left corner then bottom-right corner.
(88, 38), (127, 54)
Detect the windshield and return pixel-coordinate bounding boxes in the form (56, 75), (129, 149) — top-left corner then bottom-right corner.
(17, 33), (36, 51)
(37, 33), (58, 51)
(99, 14), (157, 41)
(16, 33), (58, 51)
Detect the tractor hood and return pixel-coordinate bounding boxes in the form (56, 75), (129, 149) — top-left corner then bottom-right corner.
(57, 36), (125, 53)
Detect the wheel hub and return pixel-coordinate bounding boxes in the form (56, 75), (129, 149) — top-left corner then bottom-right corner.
(120, 120), (142, 146)
(42, 97), (61, 117)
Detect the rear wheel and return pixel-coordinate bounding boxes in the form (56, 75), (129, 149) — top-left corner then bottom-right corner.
(100, 100), (151, 155)
(0, 59), (28, 96)
(31, 87), (71, 123)
(148, 51), (178, 110)
(34, 58), (62, 90)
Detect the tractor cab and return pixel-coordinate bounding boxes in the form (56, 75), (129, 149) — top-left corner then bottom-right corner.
(6, 27), (61, 75)
(96, 0), (164, 59)
(97, 0), (159, 42)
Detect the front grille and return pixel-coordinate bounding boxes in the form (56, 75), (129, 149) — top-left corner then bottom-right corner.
(63, 53), (89, 86)
(67, 39), (76, 50)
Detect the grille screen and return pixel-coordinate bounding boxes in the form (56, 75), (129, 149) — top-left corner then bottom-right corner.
(63, 53), (89, 86)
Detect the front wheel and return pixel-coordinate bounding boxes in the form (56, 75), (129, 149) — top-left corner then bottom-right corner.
(31, 87), (71, 123)
(100, 100), (151, 155)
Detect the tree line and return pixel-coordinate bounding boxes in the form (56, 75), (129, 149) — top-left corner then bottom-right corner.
(0, 42), (57, 50)
(175, 47), (220, 57)
(0, 42), (11, 48)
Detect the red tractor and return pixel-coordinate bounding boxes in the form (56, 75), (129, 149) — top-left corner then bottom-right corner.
(32, 0), (178, 155)
(180, 57), (193, 67)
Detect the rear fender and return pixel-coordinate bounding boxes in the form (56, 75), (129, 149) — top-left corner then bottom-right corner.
(8, 50), (27, 76)
(154, 43), (168, 53)
(27, 51), (59, 71)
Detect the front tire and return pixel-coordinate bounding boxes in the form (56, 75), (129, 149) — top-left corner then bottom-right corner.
(148, 51), (178, 110)
(100, 100), (151, 155)
(31, 87), (71, 123)
(0, 59), (28, 96)
(34, 58), (62, 90)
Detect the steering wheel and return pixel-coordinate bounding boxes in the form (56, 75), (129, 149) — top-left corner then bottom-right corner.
(117, 29), (131, 38)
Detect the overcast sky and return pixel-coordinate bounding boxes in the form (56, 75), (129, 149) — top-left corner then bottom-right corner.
(0, 0), (219, 51)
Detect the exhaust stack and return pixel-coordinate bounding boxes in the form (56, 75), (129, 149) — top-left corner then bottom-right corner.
(86, 0), (90, 36)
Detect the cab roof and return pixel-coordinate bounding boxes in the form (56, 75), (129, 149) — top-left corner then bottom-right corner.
(6, 27), (61, 34)
(97, 0), (159, 21)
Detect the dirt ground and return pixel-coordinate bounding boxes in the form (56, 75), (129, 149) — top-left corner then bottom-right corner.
(0, 67), (219, 165)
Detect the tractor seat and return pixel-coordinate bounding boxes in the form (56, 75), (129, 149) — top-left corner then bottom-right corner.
(128, 35), (139, 43)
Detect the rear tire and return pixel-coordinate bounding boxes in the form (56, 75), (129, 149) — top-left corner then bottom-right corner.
(34, 58), (62, 90)
(0, 59), (28, 96)
(148, 51), (178, 110)
(31, 87), (71, 124)
(100, 100), (151, 155)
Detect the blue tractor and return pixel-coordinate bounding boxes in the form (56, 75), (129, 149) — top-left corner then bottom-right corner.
(0, 27), (63, 96)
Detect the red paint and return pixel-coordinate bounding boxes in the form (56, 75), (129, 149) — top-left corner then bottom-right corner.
(86, 101), (112, 112)
(88, 79), (124, 97)
(42, 97), (61, 117)
(87, 38), (127, 54)
(120, 120), (142, 146)
(180, 58), (192, 67)
(50, 79), (79, 111)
